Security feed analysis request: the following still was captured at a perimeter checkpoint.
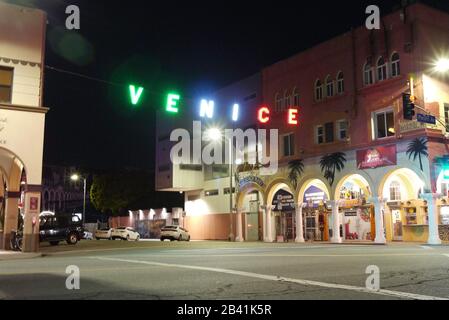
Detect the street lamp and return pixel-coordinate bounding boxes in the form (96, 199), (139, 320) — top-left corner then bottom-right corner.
(207, 127), (235, 241)
(434, 58), (449, 73)
(71, 173), (87, 226)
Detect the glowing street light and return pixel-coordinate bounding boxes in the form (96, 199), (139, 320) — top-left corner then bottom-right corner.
(434, 58), (449, 73)
(71, 173), (87, 226)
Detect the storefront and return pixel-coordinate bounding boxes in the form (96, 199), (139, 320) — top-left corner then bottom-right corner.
(272, 189), (295, 242)
(303, 186), (329, 241)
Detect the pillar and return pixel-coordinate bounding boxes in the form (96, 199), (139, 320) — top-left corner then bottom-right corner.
(329, 200), (342, 243)
(371, 197), (387, 244)
(295, 203), (305, 243)
(22, 186), (42, 253)
(421, 193), (442, 245)
(2, 192), (20, 250)
(235, 208), (244, 242)
(262, 205), (274, 243)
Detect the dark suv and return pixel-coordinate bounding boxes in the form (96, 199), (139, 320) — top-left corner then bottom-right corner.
(39, 214), (84, 246)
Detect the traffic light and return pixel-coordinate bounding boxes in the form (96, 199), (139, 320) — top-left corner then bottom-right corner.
(403, 93), (415, 120)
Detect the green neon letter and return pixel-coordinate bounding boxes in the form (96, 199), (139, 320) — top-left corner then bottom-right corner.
(166, 93), (180, 113)
(129, 85), (144, 105)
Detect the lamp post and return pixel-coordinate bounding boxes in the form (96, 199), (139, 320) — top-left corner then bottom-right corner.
(71, 174), (86, 226)
(207, 128), (235, 241)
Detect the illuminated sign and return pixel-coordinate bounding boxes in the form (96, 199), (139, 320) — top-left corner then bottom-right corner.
(258, 107), (270, 124)
(200, 100), (215, 118)
(288, 108), (299, 125)
(166, 93), (180, 113)
(232, 104), (239, 122)
(129, 85), (144, 105)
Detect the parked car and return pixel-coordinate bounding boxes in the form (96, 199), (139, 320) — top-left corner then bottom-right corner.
(39, 213), (84, 246)
(83, 231), (94, 240)
(95, 228), (113, 240)
(111, 227), (140, 241)
(160, 226), (190, 241)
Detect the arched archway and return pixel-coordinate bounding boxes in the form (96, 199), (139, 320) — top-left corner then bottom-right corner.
(378, 168), (427, 242)
(266, 179), (296, 242)
(236, 183), (265, 242)
(297, 177), (332, 241)
(334, 174), (375, 242)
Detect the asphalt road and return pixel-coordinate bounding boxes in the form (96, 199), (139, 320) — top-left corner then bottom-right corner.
(1, 240), (449, 300)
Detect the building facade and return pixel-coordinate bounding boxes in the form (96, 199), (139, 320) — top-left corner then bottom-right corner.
(155, 3), (449, 244)
(0, 3), (47, 252)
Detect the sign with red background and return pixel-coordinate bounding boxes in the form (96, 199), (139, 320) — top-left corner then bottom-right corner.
(357, 145), (397, 169)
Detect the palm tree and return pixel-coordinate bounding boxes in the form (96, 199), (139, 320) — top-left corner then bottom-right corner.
(406, 137), (428, 171)
(320, 152), (347, 186)
(288, 159), (305, 190)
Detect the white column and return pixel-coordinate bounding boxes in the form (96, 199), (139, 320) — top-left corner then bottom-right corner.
(371, 197), (387, 244)
(235, 208), (244, 242)
(421, 193), (442, 245)
(262, 205), (274, 243)
(295, 203), (305, 243)
(329, 200), (342, 243)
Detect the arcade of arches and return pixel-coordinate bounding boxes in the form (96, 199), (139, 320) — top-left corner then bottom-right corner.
(235, 168), (444, 245)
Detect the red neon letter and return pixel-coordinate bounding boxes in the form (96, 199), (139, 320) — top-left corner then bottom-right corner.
(258, 107), (270, 124)
(288, 108), (299, 125)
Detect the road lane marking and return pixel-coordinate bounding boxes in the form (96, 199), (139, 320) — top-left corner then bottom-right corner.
(420, 246), (434, 250)
(443, 254), (449, 258)
(124, 253), (440, 258)
(95, 257), (448, 300)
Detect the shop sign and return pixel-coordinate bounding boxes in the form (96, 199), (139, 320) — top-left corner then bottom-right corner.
(272, 189), (295, 212)
(340, 199), (363, 208)
(303, 185), (327, 207)
(239, 176), (265, 189)
(399, 120), (437, 133)
(357, 145), (397, 169)
(29, 197), (39, 213)
(345, 211), (357, 217)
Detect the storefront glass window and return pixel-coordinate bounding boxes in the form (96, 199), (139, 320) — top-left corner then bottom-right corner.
(389, 181), (401, 201)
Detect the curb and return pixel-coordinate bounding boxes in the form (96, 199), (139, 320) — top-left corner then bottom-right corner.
(0, 252), (43, 261)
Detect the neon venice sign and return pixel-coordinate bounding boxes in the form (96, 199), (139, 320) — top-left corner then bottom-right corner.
(164, 93), (299, 125)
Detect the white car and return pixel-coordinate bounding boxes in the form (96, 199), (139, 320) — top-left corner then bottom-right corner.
(160, 226), (190, 241)
(111, 227), (140, 241)
(95, 228), (113, 240)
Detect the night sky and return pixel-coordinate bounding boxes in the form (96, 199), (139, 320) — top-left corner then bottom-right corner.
(6, 0), (449, 171)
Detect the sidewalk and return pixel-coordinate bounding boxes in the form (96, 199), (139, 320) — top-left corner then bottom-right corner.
(0, 250), (42, 261)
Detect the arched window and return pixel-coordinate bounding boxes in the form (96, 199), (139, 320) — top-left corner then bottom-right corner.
(391, 52), (400, 77)
(377, 56), (387, 81)
(337, 72), (344, 94)
(275, 93), (282, 112)
(389, 181), (401, 201)
(292, 88), (300, 106)
(325, 75), (334, 97)
(364, 61), (373, 85)
(315, 79), (323, 101)
(284, 90), (290, 110)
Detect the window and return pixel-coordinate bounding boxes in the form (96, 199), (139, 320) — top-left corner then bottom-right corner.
(315, 80), (323, 101)
(180, 164), (203, 171)
(205, 189), (219, 197)
(337, 72), (344, 94)
(284, 91), (290, 110)
(316, 122), (334, 144)
(224, 187), (236, 195)
(275, 93), (282, 112)
(377, 57), (387, 81)
(374, 109), (395, 139)
(292, 88), (300, 106)
(391, 53), (400, 77)
(283, 134), (295, 157)
(326, 75), (334, 97)
(389, 181), (401, 201)
(0, 67), (13, 103)
(337, 120), (349, 140)
(364, 62), (373, 85)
